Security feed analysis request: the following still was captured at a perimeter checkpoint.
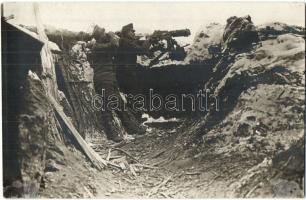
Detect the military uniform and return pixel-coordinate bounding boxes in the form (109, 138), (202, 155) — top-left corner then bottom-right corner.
(116, 23), (148, 93)
(90, 28), (126, 142)
(115, 23), (147, 135)
(90, 25), (145, 141)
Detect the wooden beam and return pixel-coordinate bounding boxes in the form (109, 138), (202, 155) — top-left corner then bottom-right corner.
(48, 96), (107, 170)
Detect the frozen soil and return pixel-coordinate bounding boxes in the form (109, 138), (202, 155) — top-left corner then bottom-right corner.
(39, 126), (265, 198)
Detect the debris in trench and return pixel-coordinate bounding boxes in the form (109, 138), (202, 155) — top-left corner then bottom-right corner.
(48, 95), (108, 170)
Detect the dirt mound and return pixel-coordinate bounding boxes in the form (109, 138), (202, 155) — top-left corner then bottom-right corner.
(222, 15), (259, 52)
(3, 72), (52, 197)
(57, 41), (104, 139)
(175, 17), (304, 197)
(257, 22), (305, 40)
(185, 23), (224, 63)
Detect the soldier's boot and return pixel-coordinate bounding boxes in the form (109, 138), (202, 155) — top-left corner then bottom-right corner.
(101, 111), (124, 142)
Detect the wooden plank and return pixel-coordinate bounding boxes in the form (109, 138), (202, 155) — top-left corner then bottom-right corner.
(48, 96), (107, 170)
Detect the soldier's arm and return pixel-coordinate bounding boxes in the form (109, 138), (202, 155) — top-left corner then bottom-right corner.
(92, 42), (117, 50)
(120, 38), (148, 54)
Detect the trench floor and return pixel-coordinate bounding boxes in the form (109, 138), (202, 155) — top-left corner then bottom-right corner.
(39, 126), (260, 198)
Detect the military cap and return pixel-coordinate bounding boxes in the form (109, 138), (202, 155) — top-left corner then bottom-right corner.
(121, 23), (135, 33)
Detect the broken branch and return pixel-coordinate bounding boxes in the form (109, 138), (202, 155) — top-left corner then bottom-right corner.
(112, 148), (140, 163)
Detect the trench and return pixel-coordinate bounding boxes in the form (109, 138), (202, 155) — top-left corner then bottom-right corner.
(45, 49), (222, 198)
(0, 31), (267, 197)
(3, 14), (304, 198)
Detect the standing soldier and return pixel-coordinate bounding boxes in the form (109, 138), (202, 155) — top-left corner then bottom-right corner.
(89, 25), (146, 142)
(89, 25), (126, 142)
(115, 23), (148, 135)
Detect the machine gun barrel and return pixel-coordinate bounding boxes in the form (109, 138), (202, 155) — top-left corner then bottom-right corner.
(149, 28), (191, 40)
(168, 29), (191, 37)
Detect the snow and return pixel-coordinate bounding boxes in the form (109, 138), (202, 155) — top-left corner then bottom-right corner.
(141, 113), (179, 125)
(28, 70), (40, 81)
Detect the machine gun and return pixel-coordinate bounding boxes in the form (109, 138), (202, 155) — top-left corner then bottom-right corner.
(145, 29), (191, 66)
(147, 29), (190, 50)
(148, 29), (191, 40)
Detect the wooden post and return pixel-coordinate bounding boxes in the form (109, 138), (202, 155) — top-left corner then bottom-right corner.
(33, 3), (59, 99)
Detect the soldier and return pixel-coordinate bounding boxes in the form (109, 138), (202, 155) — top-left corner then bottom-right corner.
(115, 23), (148, 135)
(115, 23), (149, 93)
(89, 25), (146, 142)
(89, 25), (126, 142)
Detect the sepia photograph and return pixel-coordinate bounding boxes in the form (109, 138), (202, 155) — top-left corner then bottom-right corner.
(1, 1), (305, 198)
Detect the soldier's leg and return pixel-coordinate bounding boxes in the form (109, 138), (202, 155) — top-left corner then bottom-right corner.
(117, 110), (146, 135)
(100, 110), (124, 142)
(102, 80), (126, 142)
